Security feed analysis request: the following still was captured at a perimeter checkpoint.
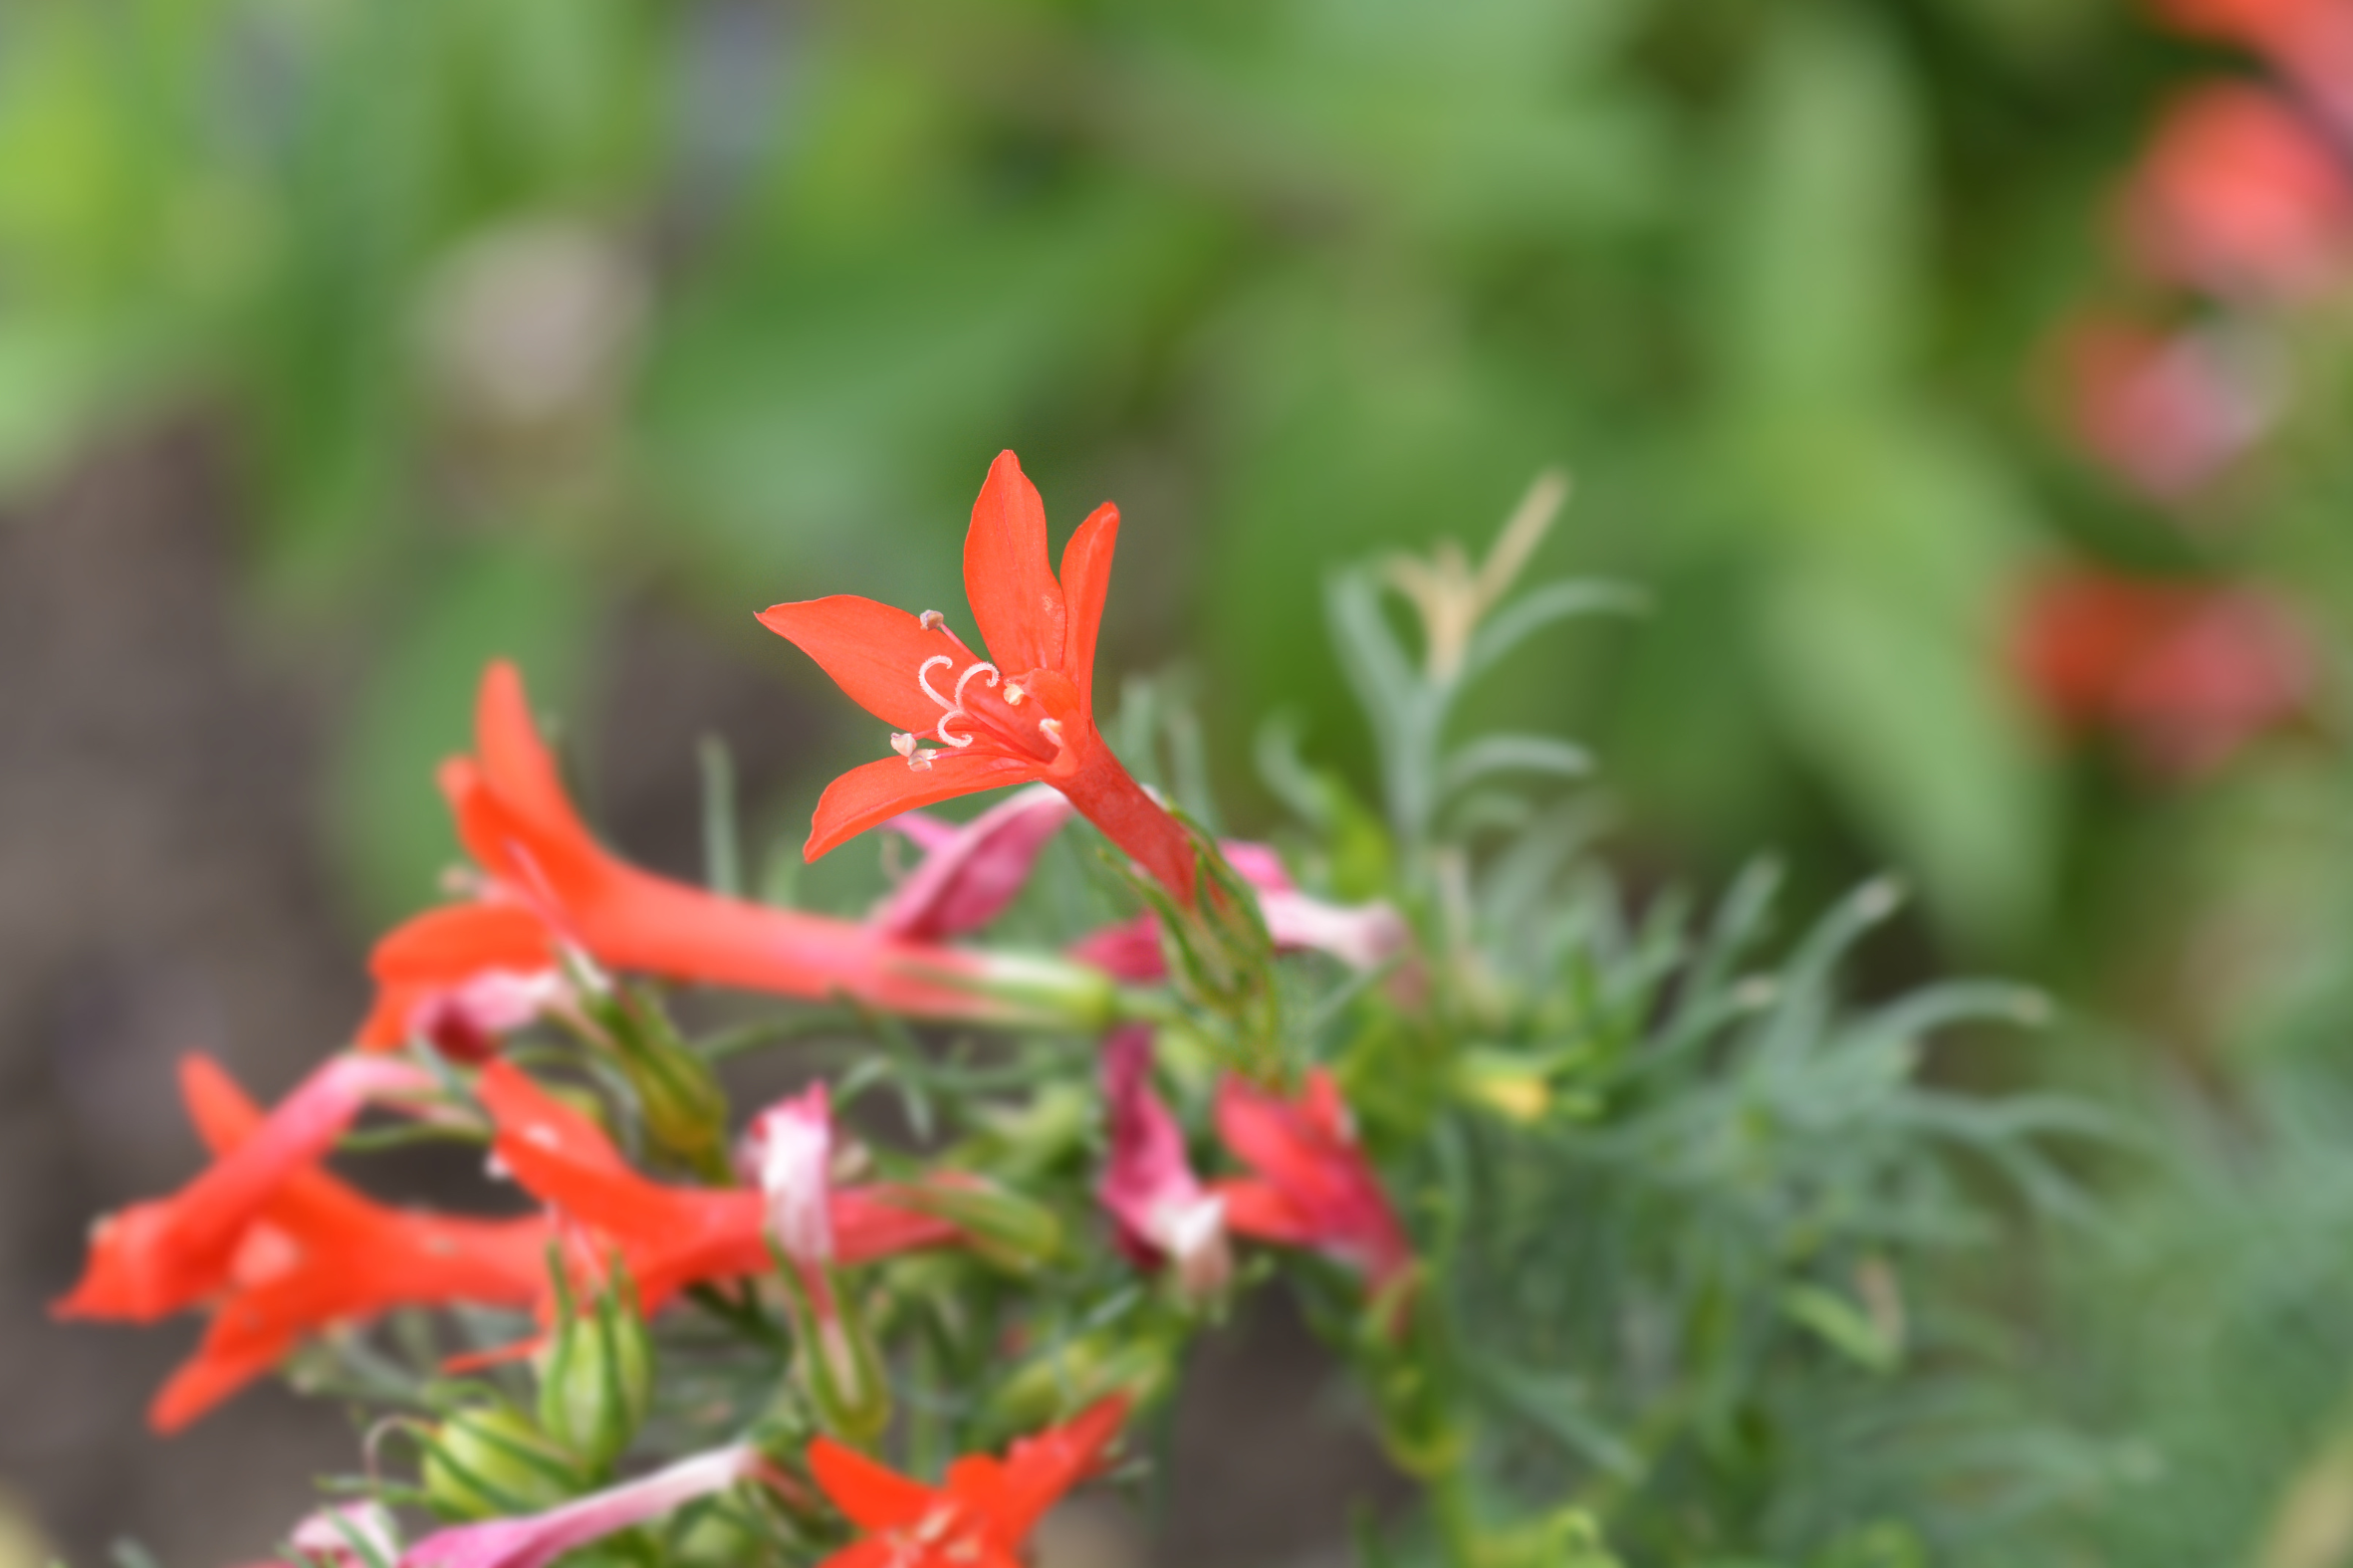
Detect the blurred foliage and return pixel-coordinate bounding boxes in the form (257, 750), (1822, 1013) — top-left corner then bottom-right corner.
(0, 0), (2205, 953)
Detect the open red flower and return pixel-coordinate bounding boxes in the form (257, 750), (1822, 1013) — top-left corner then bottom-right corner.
(760, 451), (1197, 904)
(362, 662), (1046, 1054)
(1214, 1069), (1414, 1299)
(806, 1395), (1128, 1568)
(475, 1061), (960, 1312)
(54, 1053), (434, 1323)
(61, 1054), (551, 1431)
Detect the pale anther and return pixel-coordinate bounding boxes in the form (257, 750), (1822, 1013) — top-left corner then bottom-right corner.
(1039, 717), (1065, 747)
(918, 610), (945, 630)
(1005, 682), (1026, 705)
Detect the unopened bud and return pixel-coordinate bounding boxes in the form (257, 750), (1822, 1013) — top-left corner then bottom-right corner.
(536, 1270), (653, 1473)
(774, 1261), (890, 1448)
(421, 1404), (580, 1520)
(596, 986), (731, 1181)
(966, 952), (1120, 1032)
(885, 1177), (1063, 1274)
(989, 1330), (1175, 1435)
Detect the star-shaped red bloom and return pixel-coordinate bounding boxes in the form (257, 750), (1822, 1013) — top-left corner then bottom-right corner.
(760, 451), (1196, 904)
(806, 1395), (1128, 1568)
(58, 1054), (549, 1431)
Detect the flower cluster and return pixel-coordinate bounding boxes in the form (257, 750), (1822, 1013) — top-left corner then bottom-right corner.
(58, 453), (1425, 1567)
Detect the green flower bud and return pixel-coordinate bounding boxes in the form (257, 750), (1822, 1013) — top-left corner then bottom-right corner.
(775, 1262), (890, 1448)
(884, 1177), (1063, 1274)
(987, 1330), (1175, 1436)
(420, 1404), (579, 1521)
(594, 986), (731, 1181)
(535, 1269), (653, 1474)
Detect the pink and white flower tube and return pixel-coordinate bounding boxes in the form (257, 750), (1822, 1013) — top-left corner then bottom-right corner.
(1097, 1028), (1231, 1300)
(403, 1444), (772, 1568)
(738, 1082), (835, 1267)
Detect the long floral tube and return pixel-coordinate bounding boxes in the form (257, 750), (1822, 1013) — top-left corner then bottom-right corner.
(359, 661), (1110, 1052)
(402, 1444), (773, 1568)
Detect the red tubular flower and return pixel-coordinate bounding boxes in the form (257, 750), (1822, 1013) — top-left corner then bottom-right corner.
(363, 662), (1039, 1052)
(2012, 567), (2317, 775)
(1214, 1070), (1413, 1298)
(1098, 1028), (1230, 1299)
(806, 1395), (1128, 1568)
(123, 1057), (548, 1432)
(759, 450), (1198, 904)
(2125, 85), (2353, 301)
(475, 1062), (959, 1312)
(54, 1053), (433, 1323)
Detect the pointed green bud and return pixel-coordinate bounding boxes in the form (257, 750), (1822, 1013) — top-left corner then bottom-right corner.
(420, 1404), (580, 1520)
(592, 985), (731, 1181)
(535, 1266), (653, 1474)
(775, 1260), (890, 1449)
(884, 1177), (1063, 1274)
(987, 1329), (1176, 1436)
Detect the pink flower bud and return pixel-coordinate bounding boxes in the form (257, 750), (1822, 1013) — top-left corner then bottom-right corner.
(875, 784), (1076, 941)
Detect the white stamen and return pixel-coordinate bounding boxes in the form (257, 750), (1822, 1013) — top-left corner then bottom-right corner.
(891, 732), (918, 759)
(1039, 717), (1065, 747)
(1004, 682), (1026, 705)
(951, 661), (1000, 708)
(916, 654), (956, 709)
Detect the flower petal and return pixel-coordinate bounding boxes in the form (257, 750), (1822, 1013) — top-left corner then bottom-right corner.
(964, 451), (1067, 676)
(987, 1395), (1128, 1546)
(758, 595), (976, 736)
(808, 1437), (939, 1531)
(1057, 502), (1119, 713)
(808, 752), (1042, 862)
(473, 661), (577, 840)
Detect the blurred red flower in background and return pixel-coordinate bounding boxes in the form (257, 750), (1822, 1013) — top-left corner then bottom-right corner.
(2011, 568), (2317, 774)
(2124, 85), (2353, 301)
(2060, 317), (2277, 499)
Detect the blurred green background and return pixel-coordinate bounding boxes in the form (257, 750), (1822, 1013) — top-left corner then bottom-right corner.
(8, 0), (2353, 1561)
